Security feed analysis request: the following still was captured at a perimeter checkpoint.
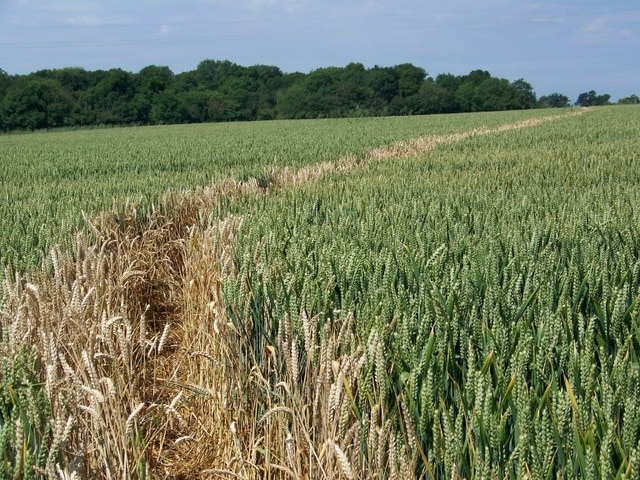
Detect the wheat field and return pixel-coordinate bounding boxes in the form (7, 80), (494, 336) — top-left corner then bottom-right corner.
(1, 106), (639, 479)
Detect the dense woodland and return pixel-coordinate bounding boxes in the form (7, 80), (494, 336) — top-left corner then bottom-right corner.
(0, 59), (630, 131)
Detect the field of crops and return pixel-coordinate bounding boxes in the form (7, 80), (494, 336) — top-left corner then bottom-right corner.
(0, 109), (561, 272)
(1, 106), (639, 479)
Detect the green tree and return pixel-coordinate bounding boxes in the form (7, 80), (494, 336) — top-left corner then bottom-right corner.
(176, 90), (209, 123)
(276, 80), (309, 119)
(455, 77), (499, 112)
(219, 77), (255, 121)
(454, 72), (537, 112)
(0, 67), (9, 96)
(417, 79), (453, 114)
(366, 66), (399, 107)
(393, 63), (426, 97)
(435, 73), (463, 112)
(149, 90), (183, 124)
(0, 60), (544, 129)
(294, 66), (344, 117)
(196, 59), (242, 90)
(575, 90), (610, 107)
(389, 78), (447, 116)
(28, 68), (102, 126)
(0, 68), (10, 130)
(618, 94), (639, 105)
(435, 73), (463, 92)
(337, 62), (369, 114)
(1, 78), (72, 130)
(455, 71), (496, 112)
(139, 65), (173, 94)
(80, 68), (139, 124)
(33, 67), (95, 94)
(511, 78), (536, 109)
(465, 69), (492, 85)
(172, 70), (200, 93)
(245, 64), (285, 119)
(538, 92), (570, 108)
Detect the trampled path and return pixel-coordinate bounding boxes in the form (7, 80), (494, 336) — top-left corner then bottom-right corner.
(259, 108), (588, 190)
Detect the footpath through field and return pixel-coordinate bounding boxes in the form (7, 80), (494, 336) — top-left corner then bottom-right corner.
(267, 108), (587, 189)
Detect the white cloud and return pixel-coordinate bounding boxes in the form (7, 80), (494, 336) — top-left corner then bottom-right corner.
(63, 14), (131, 27)
(578, 13), (640, 43)
(621, 29), (639, 42)
(19, 0), (96, 13)
(582, 16), (608, 35)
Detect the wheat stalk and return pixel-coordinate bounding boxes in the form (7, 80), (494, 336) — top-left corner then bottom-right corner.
(328, 440), (355, 480)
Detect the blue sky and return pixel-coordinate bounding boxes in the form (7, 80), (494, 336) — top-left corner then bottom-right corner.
(1, 0), (638, 102)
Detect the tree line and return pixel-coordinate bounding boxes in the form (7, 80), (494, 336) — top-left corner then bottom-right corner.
(0, 59), (633, 131)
